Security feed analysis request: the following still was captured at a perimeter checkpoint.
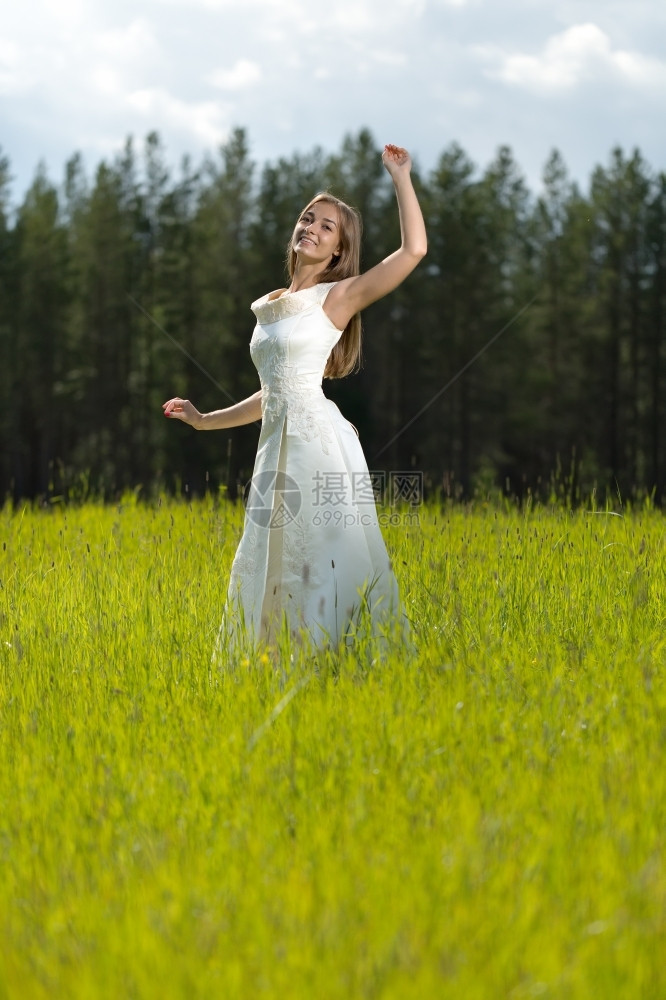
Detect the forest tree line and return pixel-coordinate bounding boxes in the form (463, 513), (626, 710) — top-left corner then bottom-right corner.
(1, 128), (665, 504)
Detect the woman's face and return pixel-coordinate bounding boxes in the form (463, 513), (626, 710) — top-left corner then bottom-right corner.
(292, 201), (341, 266)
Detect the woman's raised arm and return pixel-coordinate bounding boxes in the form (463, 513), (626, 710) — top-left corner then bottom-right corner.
(324, 144), (427, 330)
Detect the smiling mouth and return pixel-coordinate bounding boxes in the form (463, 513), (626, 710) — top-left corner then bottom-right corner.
(298, 235), (316, 246)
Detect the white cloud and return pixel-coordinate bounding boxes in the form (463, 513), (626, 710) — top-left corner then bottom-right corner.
(365, 48), (407, 68)
(152, 0), (425, 17)
(154, 0), (425, 31)
(207, 59), (262, 90)
(0, 38), (26, 95)
(40, 0), (88, 20)
(94, 17), (161, 62)
(91, 66), (122, 96)
(126, 88), (227, 145)
(479, 23), (666, 94)
(613, 49), (666, 89)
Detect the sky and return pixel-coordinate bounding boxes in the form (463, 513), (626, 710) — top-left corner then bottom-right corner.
(2, 0), (666, 206)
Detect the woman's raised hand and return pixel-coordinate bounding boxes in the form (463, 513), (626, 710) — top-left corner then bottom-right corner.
(162, 396), (202, 428)
(382, 144), (412, 178)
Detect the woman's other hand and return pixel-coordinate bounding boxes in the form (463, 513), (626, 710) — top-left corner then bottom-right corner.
(162, 397), (202, 428)
(382, 144), (412, 179)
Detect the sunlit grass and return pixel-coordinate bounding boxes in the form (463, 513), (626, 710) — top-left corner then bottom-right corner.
(1, 495), (664, 998)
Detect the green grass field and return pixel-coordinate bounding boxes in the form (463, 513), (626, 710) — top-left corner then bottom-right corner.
(1, 495), (665, 998)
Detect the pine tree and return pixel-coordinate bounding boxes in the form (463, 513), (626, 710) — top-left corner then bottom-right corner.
(11, 166), (69, 497)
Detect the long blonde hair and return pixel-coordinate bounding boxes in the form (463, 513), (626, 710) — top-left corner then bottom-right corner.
(287, 192), (362, 378)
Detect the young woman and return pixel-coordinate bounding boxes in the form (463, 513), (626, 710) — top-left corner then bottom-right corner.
(163, 144), (427, 650)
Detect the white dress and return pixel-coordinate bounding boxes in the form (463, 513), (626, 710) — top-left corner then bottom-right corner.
(222, 281), (404, 649)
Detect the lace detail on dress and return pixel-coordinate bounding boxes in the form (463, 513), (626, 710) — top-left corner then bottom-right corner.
(229, 536), (258, 591)
(261, 358), (334, 455)
(283, 515), (318, 588)
(282, 514), (325, 636)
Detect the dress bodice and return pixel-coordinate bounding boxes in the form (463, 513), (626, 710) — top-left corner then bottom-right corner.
(250, 282), (342, 379)
(250, 282), (343, 449)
